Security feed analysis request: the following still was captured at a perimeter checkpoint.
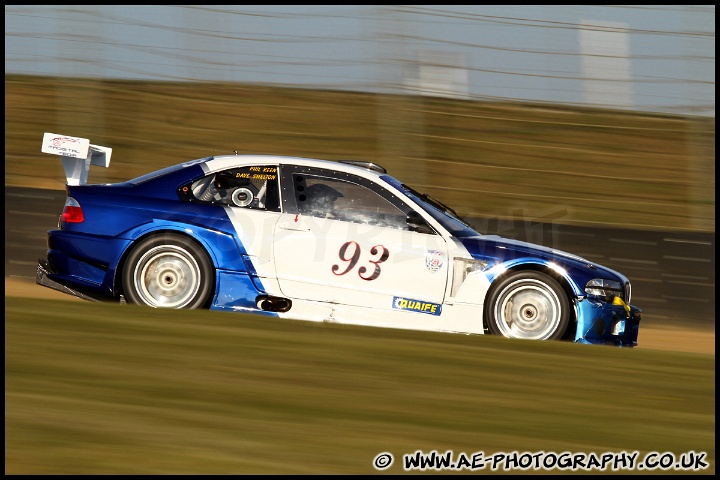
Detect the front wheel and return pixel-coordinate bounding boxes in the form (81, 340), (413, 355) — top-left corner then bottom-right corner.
(122, 233), (214, 309)
(485, 271), (569, 341)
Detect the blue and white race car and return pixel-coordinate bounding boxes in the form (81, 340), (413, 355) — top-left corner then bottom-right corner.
(37, 133), (641, 346)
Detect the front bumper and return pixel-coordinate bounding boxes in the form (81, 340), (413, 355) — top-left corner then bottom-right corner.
(574, 297), (641, 347)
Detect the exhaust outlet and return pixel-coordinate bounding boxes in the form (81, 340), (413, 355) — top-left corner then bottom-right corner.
(258, 295), (292, 313)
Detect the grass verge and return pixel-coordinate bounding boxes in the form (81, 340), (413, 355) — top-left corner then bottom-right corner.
(5, 296), (714, 474)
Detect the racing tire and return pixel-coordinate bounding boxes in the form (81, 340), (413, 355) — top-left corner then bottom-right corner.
(485, 271), (569, 341)
(122, 233), (214, 309)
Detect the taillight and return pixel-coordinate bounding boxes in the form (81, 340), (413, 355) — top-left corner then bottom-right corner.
(61, 197), (84, 223)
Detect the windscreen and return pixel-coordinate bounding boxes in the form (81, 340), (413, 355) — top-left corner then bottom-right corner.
(381, 175), (479, 237)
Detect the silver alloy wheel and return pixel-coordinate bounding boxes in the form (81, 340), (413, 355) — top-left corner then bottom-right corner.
(492, 278), (564, 340)
(133, 245), (201, 308)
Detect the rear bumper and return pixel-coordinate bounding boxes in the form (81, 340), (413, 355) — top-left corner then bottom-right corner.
(36, 259), (120, 303)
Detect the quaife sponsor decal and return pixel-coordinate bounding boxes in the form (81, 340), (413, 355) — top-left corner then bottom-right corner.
(393, 296), (442, 316)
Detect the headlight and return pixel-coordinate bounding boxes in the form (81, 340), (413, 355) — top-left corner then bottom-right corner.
(584, 278), (623, 300)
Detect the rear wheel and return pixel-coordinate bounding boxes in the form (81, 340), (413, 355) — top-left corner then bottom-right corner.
(485, 271), (569, 340)
(122, 233), (214, 309)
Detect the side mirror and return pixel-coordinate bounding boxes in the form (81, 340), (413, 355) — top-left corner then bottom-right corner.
(407, 211), (434, 234)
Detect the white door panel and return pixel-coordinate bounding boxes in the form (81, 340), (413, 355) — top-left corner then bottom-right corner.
(273, 214), (448, 310)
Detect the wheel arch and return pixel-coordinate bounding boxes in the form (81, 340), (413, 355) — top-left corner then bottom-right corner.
(483, 262), (578, 339)
(114, 226), (229, 299)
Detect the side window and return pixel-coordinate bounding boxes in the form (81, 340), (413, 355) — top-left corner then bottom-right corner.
(293, 174), (407, 229)
(181, 165), (280, 211)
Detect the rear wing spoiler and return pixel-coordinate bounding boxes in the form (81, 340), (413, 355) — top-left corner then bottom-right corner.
(41, 132), (112, 186)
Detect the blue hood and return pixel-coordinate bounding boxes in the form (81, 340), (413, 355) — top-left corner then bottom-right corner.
(458, 234), (629, 296)
(462, 234), (588, 263)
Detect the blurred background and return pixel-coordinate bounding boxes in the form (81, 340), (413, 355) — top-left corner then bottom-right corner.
(5, 5), (715, 115)
(5, 5), (715, 232)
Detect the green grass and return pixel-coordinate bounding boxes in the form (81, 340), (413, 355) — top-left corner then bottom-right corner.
(4, 74), (715, 231)
(5, 297), (714, 474)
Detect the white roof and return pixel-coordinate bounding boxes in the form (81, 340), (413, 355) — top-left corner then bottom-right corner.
(203, 155), (388, 180)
